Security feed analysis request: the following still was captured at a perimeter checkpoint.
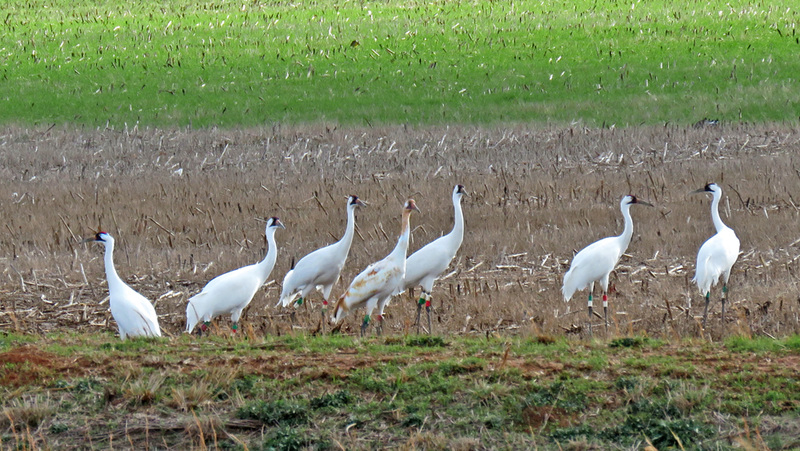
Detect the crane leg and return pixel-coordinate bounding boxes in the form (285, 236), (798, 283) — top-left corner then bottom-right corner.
(701, 292), (711, 328)
(721, 285), (728, 329)
(361, 315), (370, 337)
(376, 314), (383, 336)
(290, 298), (303, 325)
(587, 293), (594, 338)
(602, 294), (609, 334)
(199, 321), (210, 337)
(415, 298), (425, 334)
(321, 300), (328, 333)
(425, 296), (432, 335)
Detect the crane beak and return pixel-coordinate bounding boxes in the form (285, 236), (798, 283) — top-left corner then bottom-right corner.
(689, 188), (707, 195)
(637, 200), (654, 207)
(355, 199), (367, 208)
(81, 237), (96, 243)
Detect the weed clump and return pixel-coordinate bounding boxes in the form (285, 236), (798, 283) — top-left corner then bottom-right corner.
(261, 426), (312, 451)
(237, 399), (310, 426)
(310, 390), (353, 409)
(548, 395), (712, 448)
(609, 336), (652, 348)
(525, 382), (586, 412)
(405, 336), (447, 348)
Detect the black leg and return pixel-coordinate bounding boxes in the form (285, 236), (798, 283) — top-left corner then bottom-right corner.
(361, 315), (370, 337)
(701, 292), (711, 328)
(587, 292), (594, 338)
(721, 285), (728, 329)
(415, 298), (424, 334)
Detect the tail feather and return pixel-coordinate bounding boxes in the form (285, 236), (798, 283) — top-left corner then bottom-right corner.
(185, 297), (203, 333)
(331, 293), (348, 323)
(277, 269), (296, 307)
(693, 255), (716, 295)
(561, 268), (577, 302)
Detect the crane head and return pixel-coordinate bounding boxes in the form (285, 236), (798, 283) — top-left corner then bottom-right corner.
(348, 195), (367, 208)
(404, 199), (420, 213)
(626, 195), (654, 207)
(82, 231), (110, 243)
(455, 184), (467, 196)
(690, 183), (719, 196)
(267, 217), (286, 229)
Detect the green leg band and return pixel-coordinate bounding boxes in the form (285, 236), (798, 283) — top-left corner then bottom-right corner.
(296, 297), (304, 305)
(418, 298), (425, 306)
(722, 285), (728, 293)
(363, 315), (370, 324)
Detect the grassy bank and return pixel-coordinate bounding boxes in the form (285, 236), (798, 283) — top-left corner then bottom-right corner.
(2, 0), (798, 128)
(1, 332), (799, 449)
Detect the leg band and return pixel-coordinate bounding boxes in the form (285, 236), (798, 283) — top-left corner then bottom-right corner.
(602, 294), (608, 308)
(588, 294), (593, 308)
(425, 300), (431, 308)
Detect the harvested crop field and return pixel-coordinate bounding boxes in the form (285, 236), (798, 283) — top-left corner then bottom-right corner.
(2, 124), (799, 340)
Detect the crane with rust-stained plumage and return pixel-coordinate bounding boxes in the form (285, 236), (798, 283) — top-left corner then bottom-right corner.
(332, 199), (420, 336)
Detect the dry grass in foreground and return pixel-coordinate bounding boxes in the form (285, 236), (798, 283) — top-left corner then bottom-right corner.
(1, 123), (800, 340)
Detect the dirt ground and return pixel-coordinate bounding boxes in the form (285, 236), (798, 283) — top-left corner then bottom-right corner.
(2, 123), (800, 340)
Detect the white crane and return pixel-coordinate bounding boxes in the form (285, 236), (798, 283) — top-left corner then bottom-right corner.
(186, 217), (285, 335)
(691, 183), (740, 328)
(562, 195), (653, 334)
(84, 232), (161, 340)
(404, 184), (466, 334)
(277, 195), (366, 323)
(332, 199), (420, 336)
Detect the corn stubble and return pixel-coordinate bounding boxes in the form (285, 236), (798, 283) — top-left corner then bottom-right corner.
(1, 124), (799, 339)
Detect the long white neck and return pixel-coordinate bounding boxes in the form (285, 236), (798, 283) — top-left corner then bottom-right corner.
(256, 228), (279, 282)
(710, 189), (727, 232)
(447, 194), (465, 246)
(336, 204), (358, 253)
(617, 201), (634, 252)
(102, 240), (125, 295)
(389, 211), (412, 260)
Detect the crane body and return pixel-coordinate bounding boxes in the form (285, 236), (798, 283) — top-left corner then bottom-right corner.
(332, 199), (419, 336)
(404, 185), (465, 333)
(691, 183), (740, 328)
(278, 196), (366, 323)
(186, 217), (284, 335)
(86, 232), (161, 340)
(562, 195), (652, 334)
